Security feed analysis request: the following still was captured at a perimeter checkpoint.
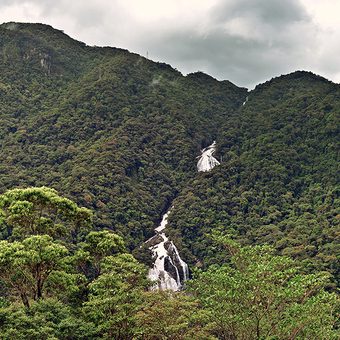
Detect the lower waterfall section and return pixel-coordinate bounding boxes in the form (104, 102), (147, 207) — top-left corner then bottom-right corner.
(146, 210), (189, 291)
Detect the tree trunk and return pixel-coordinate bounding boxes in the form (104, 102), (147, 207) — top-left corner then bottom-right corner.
(37, 277), (42, 299)
(20, 291), (30, 309)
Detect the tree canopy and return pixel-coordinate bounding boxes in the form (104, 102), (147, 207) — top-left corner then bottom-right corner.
(0, 187), (92, 239)
(189, 232), (340, 339)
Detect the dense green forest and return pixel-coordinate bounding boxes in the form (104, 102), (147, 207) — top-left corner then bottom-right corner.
(167, 72), (340, 284)
(0, 22), (246, 252)
(0, 187), (338, 339)
(1, 22), (340, 338)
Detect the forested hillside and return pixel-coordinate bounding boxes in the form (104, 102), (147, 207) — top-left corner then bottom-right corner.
(167, 71), (340, 287)
(2, 21), (340, 338)
(0, 22), (246, 253)
(2, 22), (340, 280)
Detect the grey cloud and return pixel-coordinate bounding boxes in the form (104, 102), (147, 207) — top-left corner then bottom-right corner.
(0, 0), (110, 30)
(0, 0), (20, 6)
(40, 1), (109, 30)
(134, 0), (319, 88)
(0, 0), (55, 11)
(142, 31), (318, 89)
(72, 7), (106, 29)
(210, 0), (309, 29)
(148, 33), (273, 88)
(0, 0), (332, 88)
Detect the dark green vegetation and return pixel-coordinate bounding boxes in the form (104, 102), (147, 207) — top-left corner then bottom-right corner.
(1, 21), (340, 338)
(0, 191), (337, 339)
(167, 72), (340, 284)
(0, 22), (246, 253)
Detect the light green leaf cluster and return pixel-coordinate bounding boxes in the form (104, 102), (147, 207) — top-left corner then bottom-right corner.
(74, 231), (126, 283)
(0, 235), (77, 308)
(0, 298), (98, 340)
(0, 187), (95, 309)
(0, 186), (92, 239)
(83, 230), (125, 257)
(189, 233), (340, 339)
(83, 253), (150, 339)
(135, 289), (216, 340)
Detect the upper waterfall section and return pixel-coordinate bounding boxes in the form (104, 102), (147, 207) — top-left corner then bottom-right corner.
(197, 141), (220, 172)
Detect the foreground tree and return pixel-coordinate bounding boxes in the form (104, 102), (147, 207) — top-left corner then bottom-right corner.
(72, 230), (127, 305)
(83, 253), (150, 340)
(0, 187), (93, 308)
(77, 230), (126, 281)
(0, 298), (98, 340)
(0, 235), (78, 308)
(136, 289), (216, 340)
(0, 186), (92, 239)
(190, 232), (340, 340)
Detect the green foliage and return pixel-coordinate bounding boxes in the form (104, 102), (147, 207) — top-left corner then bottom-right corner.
(132, 243), (154, 267)
(0, 187), (92, 239)
(164, 72), (340, 287)
(136, 290), (216, 340)
(190, 233), (340, 339)
(82, 230), (125, 257)
(83, 253), (150, 339)
(3, 22), (340, 338)
(0, 22), (246, 253)
(0, 185), (154, 338)
(0, 298), (97, 340)
(75, 230), (126, 284)
(0, 235), (77, 308)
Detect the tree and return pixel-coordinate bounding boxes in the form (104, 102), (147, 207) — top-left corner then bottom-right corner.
(0, 187), (92, 239)
(0, 235), (77, 308)
(189, 232), (340, 340)
(136, 289), (216, 340)
(83, 253), (150, 340)
(73, 230), (127, 305)
(80, 230), (125, 279)
(0, 298), (98, 340)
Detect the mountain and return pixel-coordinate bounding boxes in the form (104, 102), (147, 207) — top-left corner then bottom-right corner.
(0, 22), (246, 251)
(2, 22), (340, 287)
(167, 71), (340, 288)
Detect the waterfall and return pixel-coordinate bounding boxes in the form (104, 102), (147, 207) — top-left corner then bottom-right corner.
(197, 141), (220, 172)
(169, 242), (189, 281)
(147, 142), (221, 289)
(147, 209), (189, 291)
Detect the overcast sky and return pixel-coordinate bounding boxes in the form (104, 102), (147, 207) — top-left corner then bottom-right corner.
(1, 0), (339, 89)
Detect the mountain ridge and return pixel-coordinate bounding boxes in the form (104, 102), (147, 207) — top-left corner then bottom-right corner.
(0, 22), (246, 250)
(2, 22), (340, 288)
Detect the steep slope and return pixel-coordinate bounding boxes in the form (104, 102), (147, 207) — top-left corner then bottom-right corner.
(5, 23), (340, 288)
(0, 22), (247, 252)
(167, 71), (340, 287)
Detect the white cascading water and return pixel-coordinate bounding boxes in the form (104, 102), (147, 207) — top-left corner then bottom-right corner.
(197, 141), (220, 172)
(147, 141), (220, 289)
(147, 210), (189, 291)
